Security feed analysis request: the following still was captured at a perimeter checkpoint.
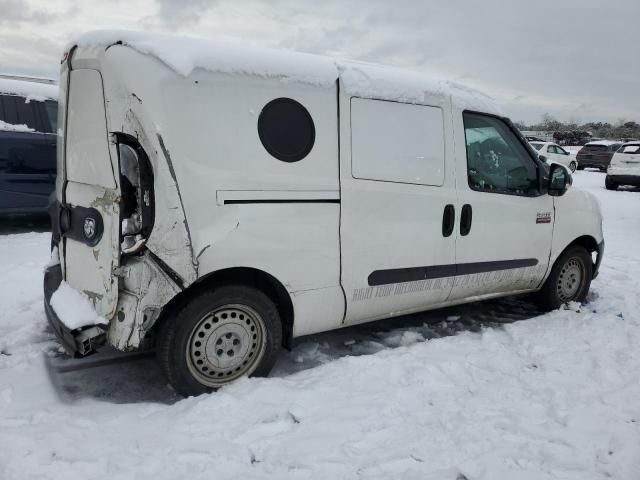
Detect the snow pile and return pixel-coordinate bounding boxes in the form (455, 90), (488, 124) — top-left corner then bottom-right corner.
(0, 120), (35, 132)
(0, 172), (639, 479)
(72, 30), (500, 113)
(49, 281), (107, 330)
(0, 78), (58, 102)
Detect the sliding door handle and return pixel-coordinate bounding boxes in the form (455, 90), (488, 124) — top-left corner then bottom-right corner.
(460, 204), (472, 236)
(442, 204), (455, 237)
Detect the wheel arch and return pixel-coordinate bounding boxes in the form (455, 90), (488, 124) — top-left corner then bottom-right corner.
(552, 234), (602, 279)
(154, 266), (295, 350)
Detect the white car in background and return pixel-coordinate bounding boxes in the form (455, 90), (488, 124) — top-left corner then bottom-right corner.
(529, 141), (577, 172)
(605, 142), (640, 190)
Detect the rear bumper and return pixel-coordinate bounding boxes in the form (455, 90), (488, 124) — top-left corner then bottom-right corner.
(44, 263), (105, 357)
(606, 174), (640, 186)
(577, 157), (610, 168)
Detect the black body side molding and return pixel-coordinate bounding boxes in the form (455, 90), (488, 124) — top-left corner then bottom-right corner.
(368, 258), (539, 287)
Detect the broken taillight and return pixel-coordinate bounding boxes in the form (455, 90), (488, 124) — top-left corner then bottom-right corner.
(117, 138), (154, 255)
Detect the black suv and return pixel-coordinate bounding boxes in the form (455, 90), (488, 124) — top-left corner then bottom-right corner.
(576, 142), (622, 171)
(0, 76), (58, 214)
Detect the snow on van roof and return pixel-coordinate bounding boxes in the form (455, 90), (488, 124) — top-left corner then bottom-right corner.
(0, 78), (58, 102)
(72, 30), (501, 114)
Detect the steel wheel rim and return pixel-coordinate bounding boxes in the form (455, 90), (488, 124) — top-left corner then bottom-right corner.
(556, 257), (584, 302)
(186, 304), (266, 387)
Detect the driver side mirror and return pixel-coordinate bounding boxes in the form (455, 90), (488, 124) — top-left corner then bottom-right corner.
(548, 163), (571, 196)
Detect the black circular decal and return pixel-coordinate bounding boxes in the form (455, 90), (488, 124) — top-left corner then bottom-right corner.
(258, 98), (315, 162)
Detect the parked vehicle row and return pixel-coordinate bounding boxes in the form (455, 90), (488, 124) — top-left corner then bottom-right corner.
(0, 76), (58, 214)
(44, 31), (604, 396)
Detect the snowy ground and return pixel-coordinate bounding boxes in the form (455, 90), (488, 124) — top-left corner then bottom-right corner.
(1, 171), (639, 479)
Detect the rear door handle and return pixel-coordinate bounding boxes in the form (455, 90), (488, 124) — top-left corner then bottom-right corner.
(460, 204), (472, 236)
(442, 204), (455, 237)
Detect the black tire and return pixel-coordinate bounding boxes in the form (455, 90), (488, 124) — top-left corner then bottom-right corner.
(577, 164), (584, 170)
(569, 161), (577, 173)
(605, 176), (618, 190)
(537, 246), (592, 311)
(157, 285), (282, 397)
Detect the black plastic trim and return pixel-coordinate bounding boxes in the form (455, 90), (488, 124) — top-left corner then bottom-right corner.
(442, 204), (455, 237)
(44, 264), (104, 357)
(60, 205), (104, 247)
(224, 199), (340, 205)
(368, 258), (539, 286)
(460, 204), (472, 236)
(606, 175), (640, 187)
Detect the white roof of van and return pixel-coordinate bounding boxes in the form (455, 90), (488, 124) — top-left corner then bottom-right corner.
(0, 78), (58, 101)
(72, 30), (501, 115)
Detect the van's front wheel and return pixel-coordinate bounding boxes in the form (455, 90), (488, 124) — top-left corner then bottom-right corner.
(537, 246), (592, 311)
(158, 285), (282, 397)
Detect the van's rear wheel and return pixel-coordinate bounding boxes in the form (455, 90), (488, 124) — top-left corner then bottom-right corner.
(537, 246), (592, 311)
(158, 285), (282, 397)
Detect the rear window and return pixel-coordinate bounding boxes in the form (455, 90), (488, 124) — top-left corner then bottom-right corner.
(620, 144), (640, 154)
(0, 94), (57, 133)
(583, 144), (608, 152)
(530, 142), (544, 151)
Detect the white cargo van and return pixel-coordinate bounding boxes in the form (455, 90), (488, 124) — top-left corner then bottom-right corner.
(45, 31), (604, 396)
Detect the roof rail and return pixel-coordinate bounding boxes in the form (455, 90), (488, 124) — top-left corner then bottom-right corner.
(0, 74), (57, 85)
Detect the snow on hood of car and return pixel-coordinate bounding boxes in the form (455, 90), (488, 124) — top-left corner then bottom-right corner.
(71, 30), (501, 114)
(0, 78), (58, 102)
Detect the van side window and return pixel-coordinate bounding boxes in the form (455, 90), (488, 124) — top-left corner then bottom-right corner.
(351, 98), (445, 186)
(463, 112), (539, 196)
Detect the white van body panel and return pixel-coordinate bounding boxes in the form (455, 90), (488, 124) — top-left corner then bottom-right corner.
(339, 88), (459, 325)
(63, 68), (121, 318)
(100, 45), (345, 338)
(55, 32), (604, 353)
(448, 107), (554, 302)
(550, 188), (603, 267)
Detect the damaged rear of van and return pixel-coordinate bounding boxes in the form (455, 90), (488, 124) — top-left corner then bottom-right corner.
(45, 31), (603, 396)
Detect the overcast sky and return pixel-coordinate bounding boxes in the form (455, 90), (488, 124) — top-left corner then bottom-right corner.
(1, 0), (638, 124)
